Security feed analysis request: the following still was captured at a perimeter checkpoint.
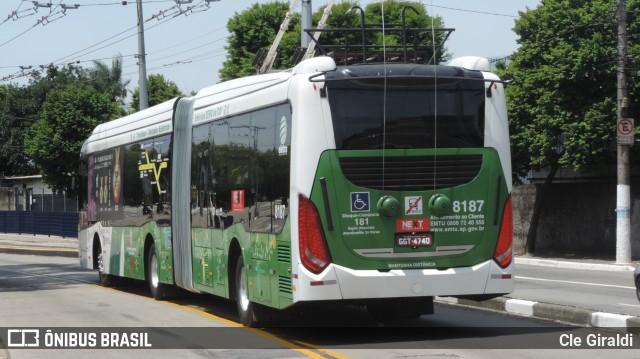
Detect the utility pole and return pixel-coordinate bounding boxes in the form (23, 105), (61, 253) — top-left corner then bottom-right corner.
(301, 0), (312, 48)
(615, 0), (631, 264)
(136, 0), (149, 110)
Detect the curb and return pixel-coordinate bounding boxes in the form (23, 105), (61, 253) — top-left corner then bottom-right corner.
(516, 257), (636, 272)
(437, 296), (640, 334)
(0, 245), (78, 258)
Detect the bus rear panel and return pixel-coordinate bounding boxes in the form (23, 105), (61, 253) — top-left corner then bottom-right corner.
(291, 62), (513, 304)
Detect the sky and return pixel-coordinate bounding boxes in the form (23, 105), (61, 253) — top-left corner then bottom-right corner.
(0, 0), (541, 96)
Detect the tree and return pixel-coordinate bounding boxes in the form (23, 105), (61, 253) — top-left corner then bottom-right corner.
(220, 2), (299, 81)
(24, 83), (120, 193)
(219, 1), (447, 81)
(0, 84), (39, 177)
(131, 74), (183, 112)
(0, 65), (86, 178)
(89, 55), (129, 108)
(1, 58), (129, 179)
(360, 1), (448, 63)
(503, 0), (640, 252)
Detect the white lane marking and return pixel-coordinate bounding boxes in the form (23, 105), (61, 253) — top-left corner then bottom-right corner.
(0, 267), (95, 285)
(517, 276), (635, 290)
(618, 303), (640, 308)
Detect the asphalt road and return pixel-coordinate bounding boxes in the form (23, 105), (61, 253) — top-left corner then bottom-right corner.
(514, 263), (640, 316)
(0, 253), (638, 359)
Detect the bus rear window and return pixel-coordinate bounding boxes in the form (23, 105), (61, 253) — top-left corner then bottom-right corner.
(327, 78), (485, 150)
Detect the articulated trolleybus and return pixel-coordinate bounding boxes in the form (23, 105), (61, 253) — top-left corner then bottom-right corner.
(79, 54), (513, 326)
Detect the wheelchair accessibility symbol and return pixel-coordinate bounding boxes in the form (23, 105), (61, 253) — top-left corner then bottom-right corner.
(350, 192), (370, 212)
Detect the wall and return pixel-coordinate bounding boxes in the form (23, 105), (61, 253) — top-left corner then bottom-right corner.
(512, 183), (640, 260)
(0, 187), (16, 211)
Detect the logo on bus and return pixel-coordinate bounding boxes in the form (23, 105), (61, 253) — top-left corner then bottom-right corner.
(396, 218), (430, 232)
(350, 192), (370, 212)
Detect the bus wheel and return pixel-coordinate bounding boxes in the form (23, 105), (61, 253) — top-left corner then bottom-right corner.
(96, 245), (115, 287)
(235, 255), (260, 327)
(147, 243), (165, 300)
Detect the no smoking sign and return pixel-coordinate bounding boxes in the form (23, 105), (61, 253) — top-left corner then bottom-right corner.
(617, 118), (634, 145)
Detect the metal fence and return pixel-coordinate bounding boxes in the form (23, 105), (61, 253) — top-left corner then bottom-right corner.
(0, 211), (78, 238)
(30, 193), (78, 212)
(1, 187), (78, 213)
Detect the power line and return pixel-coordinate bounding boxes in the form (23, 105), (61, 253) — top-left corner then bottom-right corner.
(52, 26), (138, 65)
(1, 24), (223, 82)
(429, 4), (517, 18)
(49, 0), (215, 65)
(357, 0), (521, 18)
(148, 36), (225, 63)
(80, 1), (175, 6)
(1, 1), (36, 26)
(150, 25), (224, 55)
(0, 0), (79, 49)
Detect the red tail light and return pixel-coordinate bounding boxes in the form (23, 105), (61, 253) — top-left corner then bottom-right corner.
(298, 194), (331, 274)
(494, 195), (513, 268)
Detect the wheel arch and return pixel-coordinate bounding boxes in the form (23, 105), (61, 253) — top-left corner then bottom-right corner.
(92, 233), (102, 270)
(227, 237), (242, 301)
(143, 233), (155, 280)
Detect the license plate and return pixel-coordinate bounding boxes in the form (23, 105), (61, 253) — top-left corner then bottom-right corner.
(395, 233), (433, 247)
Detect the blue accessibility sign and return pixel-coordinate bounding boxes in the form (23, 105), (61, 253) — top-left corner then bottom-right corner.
(350, 192), (370, 212)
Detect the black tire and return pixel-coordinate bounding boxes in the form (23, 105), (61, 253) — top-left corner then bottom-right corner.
(235, 255), (261, 327)
(96, 244), (116, 287)
(635, 275), (640, 302)
(147, 243), (165, 300)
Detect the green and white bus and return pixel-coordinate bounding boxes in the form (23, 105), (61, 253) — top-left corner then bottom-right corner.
(79, 55), (513, 326)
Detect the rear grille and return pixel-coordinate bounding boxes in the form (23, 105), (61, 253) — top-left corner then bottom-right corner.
(277, 243), (291, 263)
(278, 276), (292, 295)
(338, 155), (483, 190)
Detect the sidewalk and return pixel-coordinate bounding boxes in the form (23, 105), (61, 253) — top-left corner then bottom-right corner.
(1, 232), (638, 332)
(0, 233), (79, 258)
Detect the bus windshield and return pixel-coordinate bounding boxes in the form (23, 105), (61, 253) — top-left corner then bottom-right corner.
(327, 77), (485, 150)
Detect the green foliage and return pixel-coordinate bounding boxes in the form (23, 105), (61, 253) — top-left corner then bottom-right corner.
(0, 65), (88, 178)
(218, 1), (446, 81)
(361, 0), (448, 62)
(0, 57), (128, 189)
(220, 2), (298, 81)
(131, 74), (183, 112)
(89, 55), (129, 107)
(0, 84), (38, 176)
(24, 83), (120, 192)
(309, 1), (361, 48)
(504, 0), (640, 179)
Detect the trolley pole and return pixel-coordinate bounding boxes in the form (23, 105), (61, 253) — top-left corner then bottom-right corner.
(136, 0), (149, 110)
(615, 0), (632, 264)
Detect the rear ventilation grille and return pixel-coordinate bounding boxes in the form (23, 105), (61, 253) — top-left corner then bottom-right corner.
(277, 243), (291, 263)
(339, 155), (483, 190)
(278, 276), (292, 295)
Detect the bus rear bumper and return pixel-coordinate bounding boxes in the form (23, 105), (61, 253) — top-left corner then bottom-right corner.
(296, 260), (513, 301)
